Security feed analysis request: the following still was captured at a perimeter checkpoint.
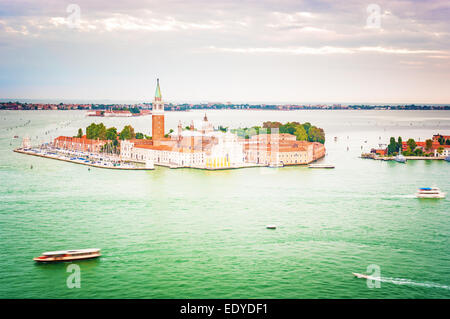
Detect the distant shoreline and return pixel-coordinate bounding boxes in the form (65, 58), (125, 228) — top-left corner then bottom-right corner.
(2, 108), (450, 112)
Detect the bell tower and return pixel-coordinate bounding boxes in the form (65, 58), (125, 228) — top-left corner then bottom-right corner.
(152, 78), (165, 143)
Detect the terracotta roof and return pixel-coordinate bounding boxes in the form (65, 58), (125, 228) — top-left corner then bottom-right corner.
(135, 144), (174, 151)
(54, 136), (107, 145)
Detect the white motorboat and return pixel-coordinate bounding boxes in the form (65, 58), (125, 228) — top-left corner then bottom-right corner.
(415, 187), (446, 199)
(352, 272), (378, 280)
(33, 248), (101, 263)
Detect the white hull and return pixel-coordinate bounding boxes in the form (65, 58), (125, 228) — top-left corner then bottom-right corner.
(416, 193), (445, 199)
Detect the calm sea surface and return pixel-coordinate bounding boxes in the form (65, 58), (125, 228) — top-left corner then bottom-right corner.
(0, 110), (449, 298)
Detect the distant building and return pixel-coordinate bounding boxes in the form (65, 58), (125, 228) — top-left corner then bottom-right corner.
(53, 136), (107, 153)
(243, 134), (325, 165)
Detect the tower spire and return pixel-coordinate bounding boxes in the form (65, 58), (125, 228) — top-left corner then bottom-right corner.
(152, 78), (165, 144)
(155, 78), (162, 99)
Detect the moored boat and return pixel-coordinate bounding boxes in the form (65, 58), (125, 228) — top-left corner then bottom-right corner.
(415, 187), (445, 199)
(394, 147), (407, 163)
(33, 248), (101, 262)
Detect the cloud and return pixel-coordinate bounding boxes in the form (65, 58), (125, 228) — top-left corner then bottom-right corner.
(208, 45), (448, 56)
(1, 0), (449, 102)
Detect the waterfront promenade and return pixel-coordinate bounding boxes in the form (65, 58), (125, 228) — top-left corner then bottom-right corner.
(13, 148), (155, 170)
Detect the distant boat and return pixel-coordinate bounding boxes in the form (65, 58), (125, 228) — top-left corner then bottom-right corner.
(266, 225), (277, 229)
(415, 187), (446, 199)
(33, 248), (101, 263)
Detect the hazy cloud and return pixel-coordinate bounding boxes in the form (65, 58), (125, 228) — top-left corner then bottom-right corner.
(1, 0), (449, 103)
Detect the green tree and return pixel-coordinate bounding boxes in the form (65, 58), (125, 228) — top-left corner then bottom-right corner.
(106, 127), (118, 140)
(437, 146), (444, 155)
(119, 125), (135, 140)
(86, 123), (106, 140)
(407, 138), (417, 152)
(388, 137), (397, 155)
(77, 128), (83, 138)
(135, 132), (144, 139)
(86, 123), (96, 139)
(294, 125), (308, 141)
(425, 139), (433, 152)
(262, 121), (282, 129)
(97, 123), (107, 140)
(308, 126), (325, 144)
(303, 122), (311, 134)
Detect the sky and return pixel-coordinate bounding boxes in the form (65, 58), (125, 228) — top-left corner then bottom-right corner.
(0, 0), (449, 104)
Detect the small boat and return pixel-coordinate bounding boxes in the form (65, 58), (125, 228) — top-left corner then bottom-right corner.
(266, 225), (277, 229)
(33, 248), (101, 263)
(415, 187), (446, 199)
(445, 156), (450, 162)
(308, 164), (335, 169)
(353, 272), (375, 279)
(394, 147), (407, 163)
(394, 154), (406, 163)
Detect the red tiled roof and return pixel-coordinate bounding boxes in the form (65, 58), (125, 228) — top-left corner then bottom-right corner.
(135, 144), (174, 151)
(54, 136), (107, 145)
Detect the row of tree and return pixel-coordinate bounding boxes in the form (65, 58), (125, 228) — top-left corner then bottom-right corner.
(77, 123), (147, 141)
(230, 121), (325, 144)
(387, 137), (403, 155)
(436, 136), (450, 145)
(387, 136), (441, 156)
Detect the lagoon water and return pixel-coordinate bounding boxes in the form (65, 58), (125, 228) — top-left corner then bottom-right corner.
(0, 110), (449, 298)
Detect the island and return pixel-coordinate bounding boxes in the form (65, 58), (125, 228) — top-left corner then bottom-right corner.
(14, 80), (326, 170)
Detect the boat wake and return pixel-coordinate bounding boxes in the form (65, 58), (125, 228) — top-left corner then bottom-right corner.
(385, 195), (416, 199)
(369, 276), (450, 290)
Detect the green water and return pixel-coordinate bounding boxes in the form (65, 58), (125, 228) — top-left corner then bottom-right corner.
(0, 110), (449, 298)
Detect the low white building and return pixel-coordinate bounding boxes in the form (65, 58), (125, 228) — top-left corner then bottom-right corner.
(121, 126), (245, 169)
(434, 146), (450, 157)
